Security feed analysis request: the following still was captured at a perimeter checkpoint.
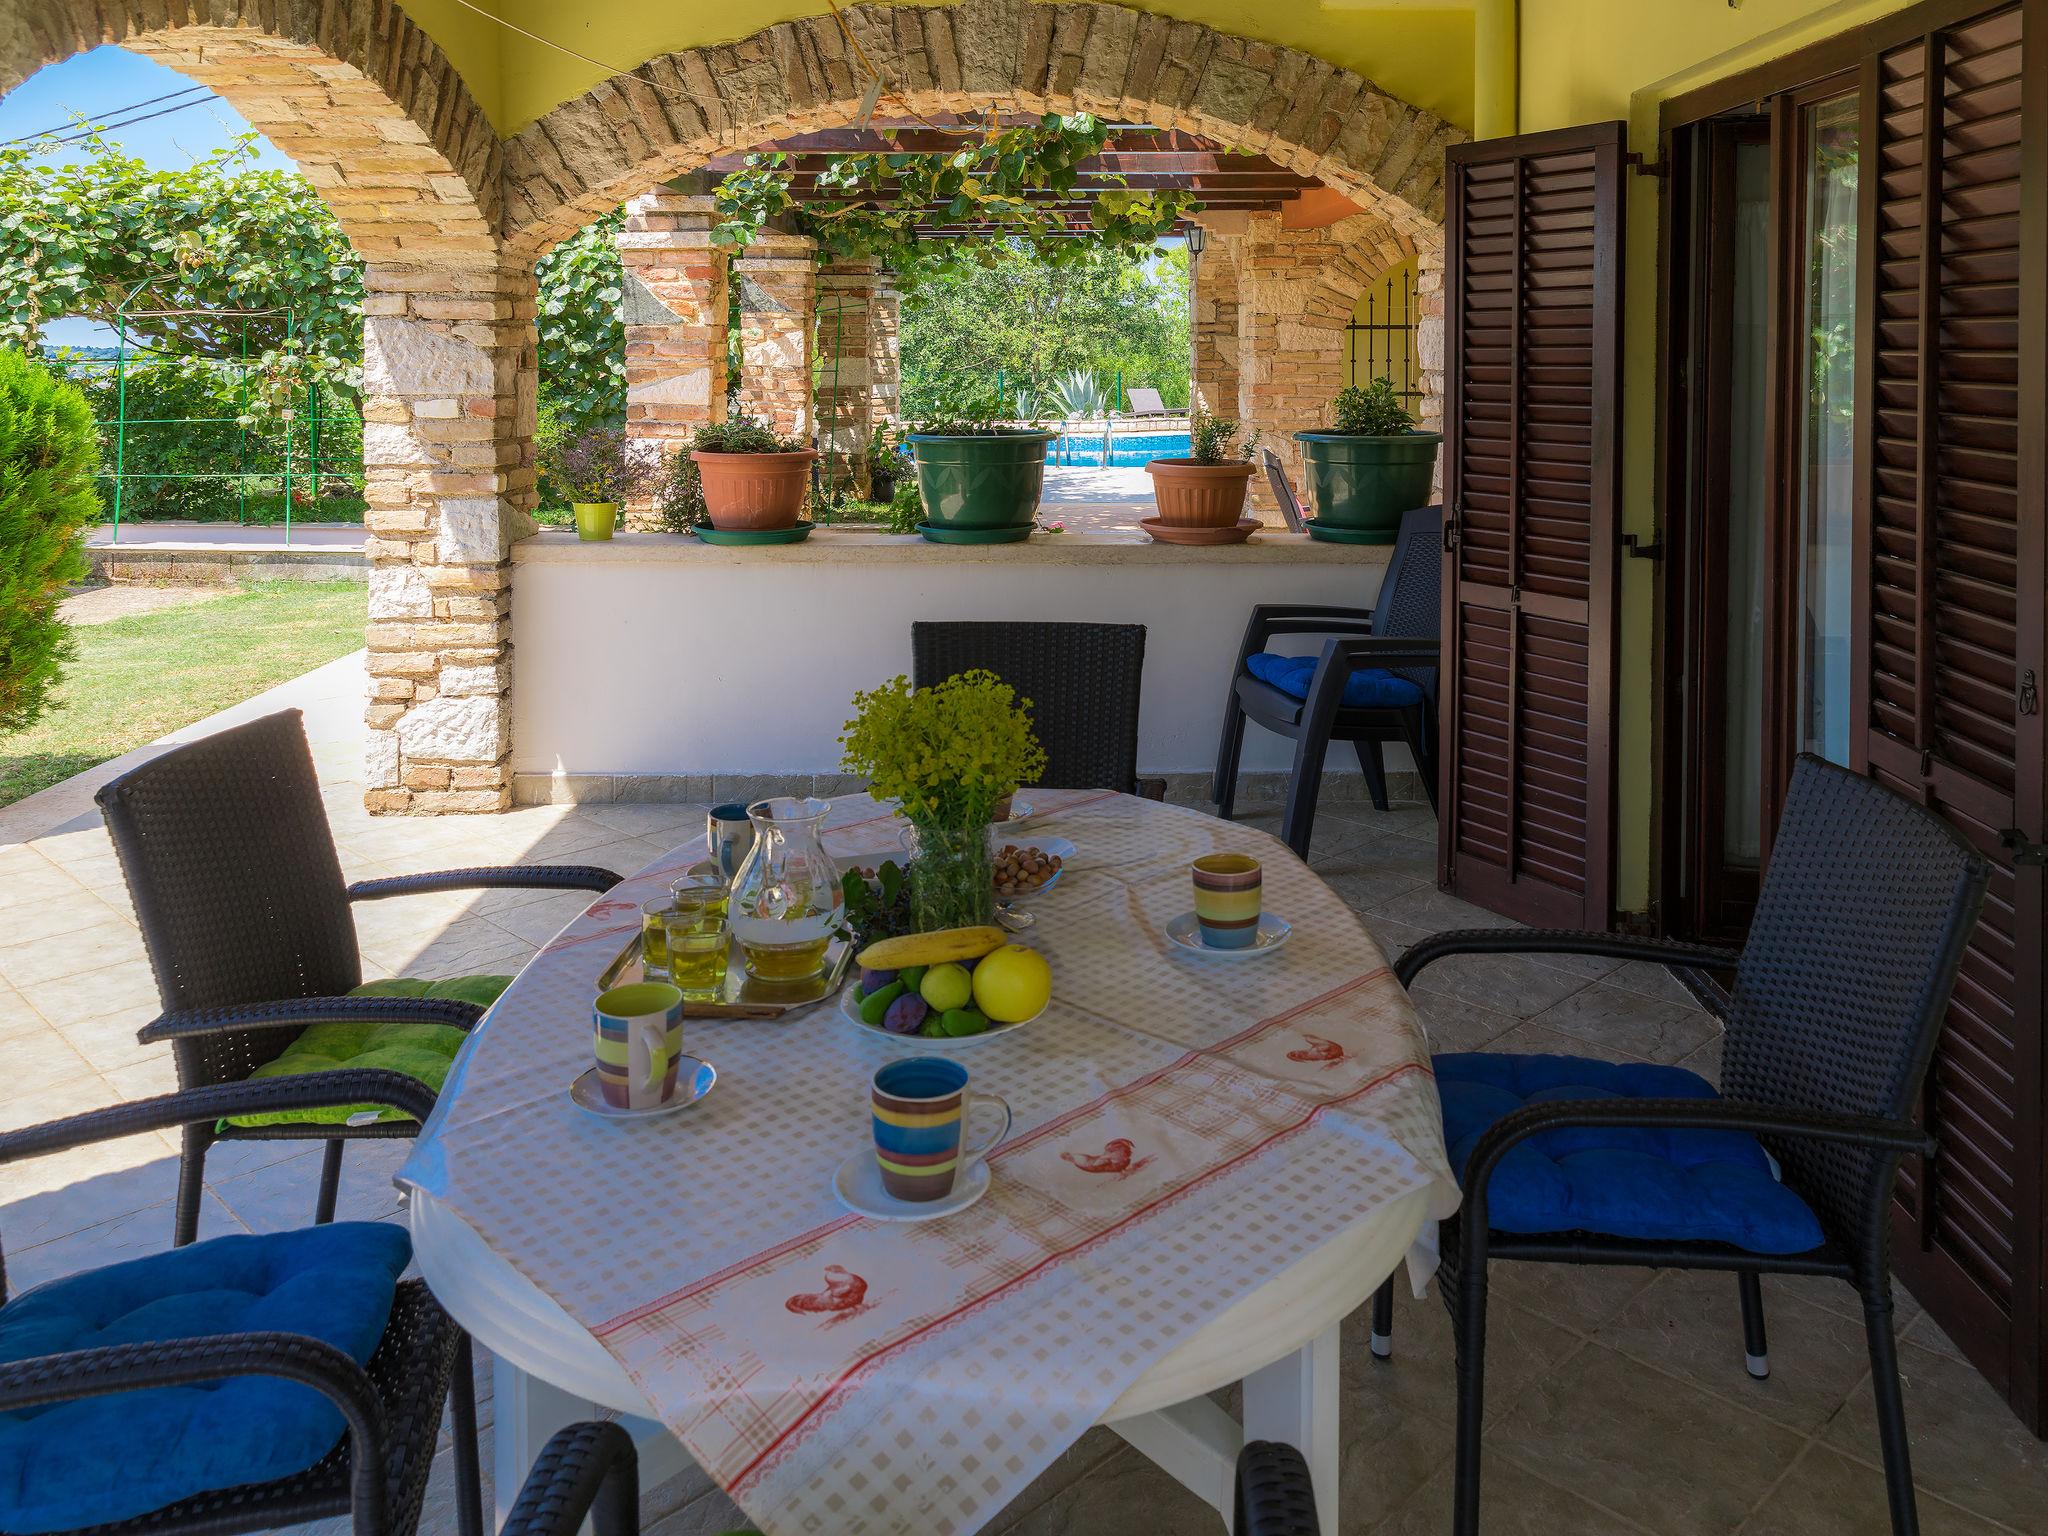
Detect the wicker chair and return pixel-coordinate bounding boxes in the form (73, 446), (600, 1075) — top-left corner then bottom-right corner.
(1212, 505), (1441, 857)
(501, 1423), (639, 1536)
(911, 622), (1162, 798)
(0, 1072), (481, 1536)
(94, 709), (622, 1246)
(1374, 755), (1989, 1536)
(1235, 1442), (1319, 1535)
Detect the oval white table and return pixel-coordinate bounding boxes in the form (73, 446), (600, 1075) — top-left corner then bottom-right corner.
(404, 792), (1446, 1536)
(412, 1184), (1426, 1533)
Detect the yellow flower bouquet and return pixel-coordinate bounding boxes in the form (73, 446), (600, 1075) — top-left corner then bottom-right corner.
(840, 670), (1046, 929)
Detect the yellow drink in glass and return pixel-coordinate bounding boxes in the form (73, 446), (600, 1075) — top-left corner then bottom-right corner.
(663, 893), (731, 995)
(640, 900), (676, 978)
(738, 932), (831, 981)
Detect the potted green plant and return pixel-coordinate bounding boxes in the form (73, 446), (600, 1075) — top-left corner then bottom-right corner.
(905, 387), (1056, 545)
(864, 420), (904, 503)
(839, 669), (1047, 932)
(690, 414), (817, 533)
(539, 424), (651, 541)
(1143, 410), (1256, 542)
(1293, 377), (1442, 543)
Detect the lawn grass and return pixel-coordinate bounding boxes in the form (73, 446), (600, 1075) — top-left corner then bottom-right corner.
(0, 581), (367, 809)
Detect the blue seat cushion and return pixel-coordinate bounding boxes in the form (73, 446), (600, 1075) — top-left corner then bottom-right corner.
(1244, 651), (1423, 709)
(1435, 1053), (1826, 1254)
(0, 1222), (410, 1533)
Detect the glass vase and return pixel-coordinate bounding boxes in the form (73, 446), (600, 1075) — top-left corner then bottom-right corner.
(907, 819), (995, 932)
(727, 797), (843, 980)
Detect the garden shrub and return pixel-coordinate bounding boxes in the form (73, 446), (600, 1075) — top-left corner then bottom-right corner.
(0, 349), (101, 734)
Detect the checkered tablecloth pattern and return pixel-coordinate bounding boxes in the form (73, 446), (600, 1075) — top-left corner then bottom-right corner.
(401, 791), (1457, 1535)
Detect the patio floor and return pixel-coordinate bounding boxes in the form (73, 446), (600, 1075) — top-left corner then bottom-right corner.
(2, 656), (2042, 1536)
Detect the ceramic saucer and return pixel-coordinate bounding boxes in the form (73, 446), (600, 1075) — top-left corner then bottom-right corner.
(833, 1148), (991, 1222)
(1164, 911), (1293, 959)
(569, 1057), (717, 1121)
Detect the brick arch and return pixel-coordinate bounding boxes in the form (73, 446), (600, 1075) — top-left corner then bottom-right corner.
(0, 0), (501, 256)
(502, 0), (1464, 256)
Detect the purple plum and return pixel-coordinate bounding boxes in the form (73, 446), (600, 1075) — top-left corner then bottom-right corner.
(882, 993), (929, 1035)
(860, 966), (899, 996)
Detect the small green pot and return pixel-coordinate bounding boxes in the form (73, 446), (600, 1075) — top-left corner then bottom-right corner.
(1293, 432), (1443, 543)
(907, 430), (1056, 537)
(573, 502), (619, 541)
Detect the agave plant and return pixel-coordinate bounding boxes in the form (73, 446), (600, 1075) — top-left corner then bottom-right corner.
(1047, 369), (1107, 420)
(1007, 384), (1041, 423)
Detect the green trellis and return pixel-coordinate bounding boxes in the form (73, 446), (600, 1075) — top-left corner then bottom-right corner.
(90, 277), (360, 545)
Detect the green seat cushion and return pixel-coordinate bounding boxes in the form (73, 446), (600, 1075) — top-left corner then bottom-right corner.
(224, 976), (511, 1129)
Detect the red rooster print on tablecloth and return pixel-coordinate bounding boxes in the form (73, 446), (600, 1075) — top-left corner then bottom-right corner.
(784, 1265), (877, 1328)
(1286, 1033), (1348, 1068)
(1061, 1138), (1153, 1179)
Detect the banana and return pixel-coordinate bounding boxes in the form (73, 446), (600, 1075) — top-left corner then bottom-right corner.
(856, 925), (1008, 971)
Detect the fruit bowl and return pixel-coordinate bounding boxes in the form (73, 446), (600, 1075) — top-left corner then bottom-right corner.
(836, 983), (1042, 1050)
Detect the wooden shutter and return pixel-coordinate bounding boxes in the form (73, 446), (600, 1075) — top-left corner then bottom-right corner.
(1852, 0), (2047, 1424)
(1439, 123), (1627, 929)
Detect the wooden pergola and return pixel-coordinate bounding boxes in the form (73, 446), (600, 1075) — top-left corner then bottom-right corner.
(703, 118), (1318, 235)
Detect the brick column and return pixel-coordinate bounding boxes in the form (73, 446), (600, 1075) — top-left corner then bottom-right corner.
(1189, 238), (1241, 418)
(617, 188), (727, 519)
(867, 274), (901, 430)
(815, 260), (877, 494)
(733, 231), (817, 438)
(360, 253), (537, 813)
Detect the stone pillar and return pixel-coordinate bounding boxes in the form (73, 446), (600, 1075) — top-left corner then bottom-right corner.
(815, 260), (877, 495)
(360, 252), (537, 814)
(867, 274), (901, 431)
(1413, 234), (1448, 494)
(617, 188), (727, 520)
(733, 231), (817, 438)
(1190, 239), (1241, 419)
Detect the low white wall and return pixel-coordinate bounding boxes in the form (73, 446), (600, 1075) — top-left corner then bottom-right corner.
(510, 530), (1406, 782)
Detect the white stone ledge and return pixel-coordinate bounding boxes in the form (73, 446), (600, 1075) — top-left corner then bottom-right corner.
(511, 527), (1391, 569)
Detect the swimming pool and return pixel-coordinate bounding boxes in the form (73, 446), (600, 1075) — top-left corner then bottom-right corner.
(1049, 430), (1189, 466)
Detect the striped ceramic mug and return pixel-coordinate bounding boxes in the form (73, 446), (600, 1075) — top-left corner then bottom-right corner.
(1191, 852), (1263, 948)
(593, 982), (684, 1111)
(871, 1057), (1012, 1202)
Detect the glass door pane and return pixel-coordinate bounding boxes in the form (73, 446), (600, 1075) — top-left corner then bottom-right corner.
(1795, 95), (1859, 765)
(1720, 140), (1772, 866)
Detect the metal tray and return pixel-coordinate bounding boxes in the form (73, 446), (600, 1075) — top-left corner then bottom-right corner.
(596, 928), (855, 1017)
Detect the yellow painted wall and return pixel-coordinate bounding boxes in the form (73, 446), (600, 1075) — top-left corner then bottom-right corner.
(1345, 257), (1419, 398)
(1518, 0), (1924, 915)
(401, 1), (1475, 136)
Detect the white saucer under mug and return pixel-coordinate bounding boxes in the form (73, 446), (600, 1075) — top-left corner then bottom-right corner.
(1165, 910), (1292, 959)
(569, 1057), (717, 1121)
(833, 1148), (991, 1222)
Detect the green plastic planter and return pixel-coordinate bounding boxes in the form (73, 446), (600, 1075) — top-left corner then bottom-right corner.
(1293, 431), (1443, 543)
(572, 502), (618, 541)
(907, 430), (1056, 538)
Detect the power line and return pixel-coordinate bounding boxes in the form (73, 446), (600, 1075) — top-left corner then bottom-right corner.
(3, 87), (213, 147)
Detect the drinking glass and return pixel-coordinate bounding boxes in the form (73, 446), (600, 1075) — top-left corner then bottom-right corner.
(640, 898), (677, 980)
(664, 879), (732, 997)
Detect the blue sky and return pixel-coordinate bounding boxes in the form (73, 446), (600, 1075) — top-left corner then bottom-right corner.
(1, 46), (291, 348)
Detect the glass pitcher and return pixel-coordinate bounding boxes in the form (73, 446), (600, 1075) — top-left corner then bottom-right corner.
(727, 797), (843, 981)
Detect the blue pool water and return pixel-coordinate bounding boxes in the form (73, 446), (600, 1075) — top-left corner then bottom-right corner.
(1050, 431), (1189, 467)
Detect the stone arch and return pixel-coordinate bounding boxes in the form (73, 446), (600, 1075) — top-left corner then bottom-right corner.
(1, 1), (502, 255)
(502, 0), (1464, 257)
(2, 2), (530, 814)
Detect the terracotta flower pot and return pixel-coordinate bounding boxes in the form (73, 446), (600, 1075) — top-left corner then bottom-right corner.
(692, 449), (818, 531)
(1145, 457), (1257, 528)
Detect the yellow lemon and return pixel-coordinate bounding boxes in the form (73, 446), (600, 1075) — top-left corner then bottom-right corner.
(971, 944), (1052, 1023)
(919, 961), (974, 1013)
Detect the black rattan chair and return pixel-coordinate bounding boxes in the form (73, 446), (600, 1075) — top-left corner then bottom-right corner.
(1235, 1441), (1319, 1535)
(501, 1423), (639, 1536)
(911, 621), (1161, 798)
(0, 1071), (482, 1536)
(94, 709), (622, 1246)
(1373, 755), (1988, 1536)
(1212, 505), (1440, 857)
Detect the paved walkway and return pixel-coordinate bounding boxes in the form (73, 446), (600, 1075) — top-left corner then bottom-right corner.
(87, 522), (367, 549)
(2, 660), (2041, 1536)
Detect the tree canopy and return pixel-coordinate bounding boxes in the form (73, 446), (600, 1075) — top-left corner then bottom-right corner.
(898, 242), (1188, 420)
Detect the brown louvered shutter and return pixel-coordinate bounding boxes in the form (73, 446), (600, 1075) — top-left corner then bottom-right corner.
(1439, 123), (1627, 928)
(1852, 0), (2047, 1424)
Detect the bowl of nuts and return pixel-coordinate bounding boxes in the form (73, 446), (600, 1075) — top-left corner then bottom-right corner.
(896, 828), (1074, 902)
(992, 837), (1072, 901)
